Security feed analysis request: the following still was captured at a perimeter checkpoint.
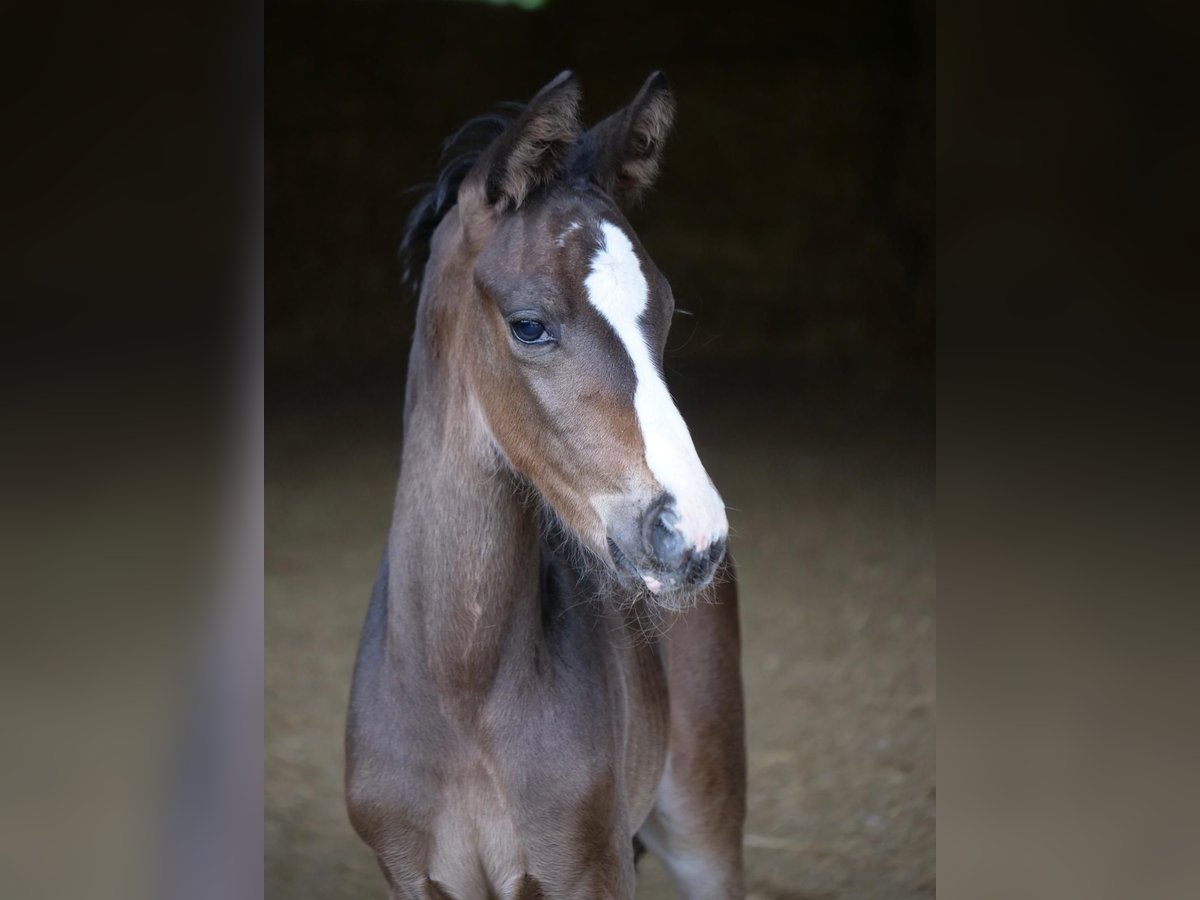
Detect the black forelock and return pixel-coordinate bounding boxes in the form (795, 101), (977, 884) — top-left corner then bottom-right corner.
(398, 103), (608, 298)
(397, 103), (520, 296)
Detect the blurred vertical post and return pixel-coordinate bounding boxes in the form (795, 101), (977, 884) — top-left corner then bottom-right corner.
(0, 1), (263, 898)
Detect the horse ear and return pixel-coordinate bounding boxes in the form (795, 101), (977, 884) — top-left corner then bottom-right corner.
(462, 71), (582, 216)
(589, 71), (675, 206)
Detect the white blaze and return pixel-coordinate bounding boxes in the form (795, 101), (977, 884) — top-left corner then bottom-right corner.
(584, 221), (728, 550)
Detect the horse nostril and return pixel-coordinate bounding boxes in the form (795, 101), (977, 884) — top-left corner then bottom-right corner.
(650, 510), (687, 567)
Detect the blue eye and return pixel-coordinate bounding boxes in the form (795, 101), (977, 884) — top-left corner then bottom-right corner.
(510, 318), (552, 344)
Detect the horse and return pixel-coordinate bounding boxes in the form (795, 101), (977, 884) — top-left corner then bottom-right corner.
(345, 71), (745, 900)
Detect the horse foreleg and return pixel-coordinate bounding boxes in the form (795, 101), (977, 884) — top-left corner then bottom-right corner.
(639, 570), (746, 899)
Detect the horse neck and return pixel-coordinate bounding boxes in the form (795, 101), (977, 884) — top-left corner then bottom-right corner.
(385, 298), (544, 693)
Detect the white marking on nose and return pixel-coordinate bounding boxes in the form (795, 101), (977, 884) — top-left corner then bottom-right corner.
(584, 221), (728, 550)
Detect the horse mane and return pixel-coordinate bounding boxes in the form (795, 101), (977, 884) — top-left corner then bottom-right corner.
(398, 103), (524, 296)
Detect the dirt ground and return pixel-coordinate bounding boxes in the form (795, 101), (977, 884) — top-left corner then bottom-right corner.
(266, 371), (935, 900)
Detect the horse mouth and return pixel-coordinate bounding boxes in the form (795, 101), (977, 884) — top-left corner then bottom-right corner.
(606, 537), (722, 598)
(606, 538), (664, 594)
(606, 537), (643, 582)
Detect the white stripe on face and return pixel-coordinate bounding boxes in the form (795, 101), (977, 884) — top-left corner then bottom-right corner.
(584, 221), (728, 551)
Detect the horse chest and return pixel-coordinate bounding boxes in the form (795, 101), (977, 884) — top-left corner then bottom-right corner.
(348, 613), (669, 898)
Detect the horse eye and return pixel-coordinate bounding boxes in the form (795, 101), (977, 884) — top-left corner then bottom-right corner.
(510, 318), (551, 345)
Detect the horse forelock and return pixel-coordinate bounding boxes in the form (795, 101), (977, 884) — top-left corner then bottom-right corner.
(399, 105), (616, 298)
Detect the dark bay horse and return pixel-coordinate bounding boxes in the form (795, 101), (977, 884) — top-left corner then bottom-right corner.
(345, 71), (745, 899)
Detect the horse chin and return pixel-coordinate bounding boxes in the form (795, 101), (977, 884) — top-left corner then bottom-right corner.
(643, 580), (705, 619)
(641, 570), (717, 612)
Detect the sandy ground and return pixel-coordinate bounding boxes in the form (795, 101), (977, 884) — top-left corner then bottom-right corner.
(266, 372), (935, 899)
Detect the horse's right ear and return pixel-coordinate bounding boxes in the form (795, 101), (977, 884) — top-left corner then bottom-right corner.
(460, 71), (582, 222)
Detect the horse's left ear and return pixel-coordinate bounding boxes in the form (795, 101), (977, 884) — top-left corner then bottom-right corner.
(589, 72), (675, 206)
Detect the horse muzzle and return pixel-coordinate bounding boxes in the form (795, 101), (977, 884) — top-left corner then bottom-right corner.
(608, 494), (728, 598)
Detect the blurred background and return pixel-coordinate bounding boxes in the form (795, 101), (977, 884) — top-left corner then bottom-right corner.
(266, 0), (934, 897)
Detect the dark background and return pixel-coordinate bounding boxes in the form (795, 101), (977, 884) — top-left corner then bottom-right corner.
(267, 0), (933, 391)
(266, 2), (934, 897)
